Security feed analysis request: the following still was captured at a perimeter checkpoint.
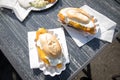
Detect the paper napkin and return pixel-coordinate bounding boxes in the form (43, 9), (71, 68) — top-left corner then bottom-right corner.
(0, 0), (31, 21)
(64, 5), (117, 47)
(0, 0), (58, 21)
(28, 28), (69, 69)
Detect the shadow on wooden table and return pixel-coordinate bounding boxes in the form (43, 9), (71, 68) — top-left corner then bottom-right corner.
(0, 50), (22, 80)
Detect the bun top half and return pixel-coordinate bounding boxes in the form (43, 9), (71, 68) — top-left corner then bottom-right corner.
(38, 33), (62, 58)
(58, 8), (93, 24)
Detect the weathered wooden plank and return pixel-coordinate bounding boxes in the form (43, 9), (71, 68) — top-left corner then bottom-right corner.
(0, 0), (120, 80)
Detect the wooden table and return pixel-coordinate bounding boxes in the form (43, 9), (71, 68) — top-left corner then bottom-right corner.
(0, 0), (120, 80)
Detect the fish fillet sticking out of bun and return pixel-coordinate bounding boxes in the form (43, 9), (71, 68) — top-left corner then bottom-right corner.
(57, 8), (96, 34)
(35, 28), (63, 68)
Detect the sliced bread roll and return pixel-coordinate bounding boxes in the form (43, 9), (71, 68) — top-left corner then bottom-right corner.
(38, 33), (61, 58)
(58, 7), (96, 34)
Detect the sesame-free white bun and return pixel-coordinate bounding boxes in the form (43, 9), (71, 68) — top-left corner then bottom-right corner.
(38, 33), (61, 58)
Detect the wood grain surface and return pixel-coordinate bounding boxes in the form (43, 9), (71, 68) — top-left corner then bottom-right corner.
(0, 0), (120, 80)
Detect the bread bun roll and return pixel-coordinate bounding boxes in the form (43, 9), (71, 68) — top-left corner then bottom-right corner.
(38, 33), (61, 58)
(58, 8), (96, 34)
(35, 28), (63, 68)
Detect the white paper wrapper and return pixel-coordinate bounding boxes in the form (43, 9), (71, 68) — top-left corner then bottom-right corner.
(64, 5), (117, 47)
(28, 28), (69, 76)
(0, 0), (58, 21)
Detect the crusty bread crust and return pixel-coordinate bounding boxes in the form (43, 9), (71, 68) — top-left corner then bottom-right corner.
(39, 33), (61, 58)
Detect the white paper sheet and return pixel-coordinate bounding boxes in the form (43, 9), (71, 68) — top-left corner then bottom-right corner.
(0, 0), (58, 21)
(64, 5), (117, 47)
(28, 28), (69, 69)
